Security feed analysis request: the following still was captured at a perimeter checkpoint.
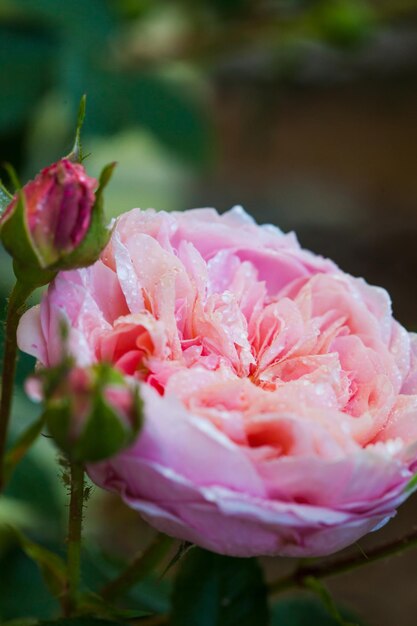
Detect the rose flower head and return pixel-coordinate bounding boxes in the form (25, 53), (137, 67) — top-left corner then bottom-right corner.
(0, 158), (113, 286)
(18, 206), (417, 557)
(32, 360), (142, 463)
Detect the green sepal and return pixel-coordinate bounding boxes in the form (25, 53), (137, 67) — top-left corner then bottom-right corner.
(405, 472), (417, 493)
(44, 362), (143, 463)
(43, 400), (73, 457)
(0, 189), (44, 269)
(73, 393), (129, 463)
(57, 162), (116, 271)
(73, 385), (142, 464)
(66, 95), (87, 164)
(13, 259), (57, 289)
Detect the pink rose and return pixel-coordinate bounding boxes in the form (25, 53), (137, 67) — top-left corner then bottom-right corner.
(18, 206), (417, 557)
(1, 158), (97, 268)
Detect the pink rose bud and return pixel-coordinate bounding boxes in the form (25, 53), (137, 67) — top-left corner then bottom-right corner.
(33, 362), (142, 463)
(0, 159), (113, 286)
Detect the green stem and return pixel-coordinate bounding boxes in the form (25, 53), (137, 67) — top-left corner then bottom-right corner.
(101, 534), (173, 602)
(63, 462), (85, 617)
(0, 280), (33, 492)
(269, 528), (417, 595)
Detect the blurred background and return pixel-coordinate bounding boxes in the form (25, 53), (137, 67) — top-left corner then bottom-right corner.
(1, 1), (417, 625)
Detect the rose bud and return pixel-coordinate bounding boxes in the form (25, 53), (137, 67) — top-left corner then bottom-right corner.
(34, 362), (142, 463)
(0, 159), (114, 286)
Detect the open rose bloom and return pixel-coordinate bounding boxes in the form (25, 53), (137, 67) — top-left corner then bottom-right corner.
(18, 207), (417, 557)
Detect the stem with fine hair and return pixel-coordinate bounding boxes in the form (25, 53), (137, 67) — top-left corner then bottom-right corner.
(0, 280), (33, 491)
(101, 533), (174, 602)
(269, 528), (417, 595)
(63, 462), (85, 617)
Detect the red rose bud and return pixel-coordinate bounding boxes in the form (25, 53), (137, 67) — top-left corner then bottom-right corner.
(0, 159), (114, 285)
(37, 363), (142, 463)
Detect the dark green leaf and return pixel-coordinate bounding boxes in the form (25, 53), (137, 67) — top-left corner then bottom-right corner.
(0, 546), (58, 620)
(4, 444), (65, 534)
(81, 546), (171, 615)
(40, 620), (124, 626)
(77, 591), (150, 621)
(171, 549), (269, 626)
(0, 619), (39, 626)
(304, 576), (356, 626)
(4, 415), (46, 482)
(12, 529), (67, 598)
(272, 594), (364, 626)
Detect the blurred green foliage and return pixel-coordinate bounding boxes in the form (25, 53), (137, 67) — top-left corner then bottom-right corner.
(0, 0), (212, 171)
(2, 0), (416, 176)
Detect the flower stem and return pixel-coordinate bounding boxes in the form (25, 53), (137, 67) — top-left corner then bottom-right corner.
(0, 280), (33, 492)
(269, 528), (417, 595)
(63, 462), (85, 617)
(101, 533), (173, 602)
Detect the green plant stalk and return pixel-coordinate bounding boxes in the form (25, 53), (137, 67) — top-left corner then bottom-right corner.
(63, 462), (85, 617)
(101, 533), (174, 602)
(0, 280), (34, 492)
(269, 528), (417, 595)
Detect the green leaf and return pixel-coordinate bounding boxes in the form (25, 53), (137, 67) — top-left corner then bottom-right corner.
(77, 591), (150, 620)
(12, 529), (67, 598)
(40, 620), (124, 626)
(0, 497), (44, 555)
(304, 577), (357, 626)
(0, 619), (39, 626)
(171, 549), (269, 626)
(0, 546), (58, 620)
(81, 546), (171, 615)
(4, 430), (65, 530)
(272, 594), (364, 626)
(3, 415), (46, 482)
